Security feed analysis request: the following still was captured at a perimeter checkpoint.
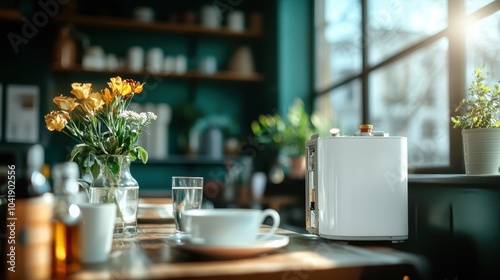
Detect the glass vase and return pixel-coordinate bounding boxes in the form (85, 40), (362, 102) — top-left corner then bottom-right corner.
(88, 155), (139, 236)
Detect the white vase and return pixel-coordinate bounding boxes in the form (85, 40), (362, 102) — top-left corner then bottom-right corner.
(462, 128), (500, 175)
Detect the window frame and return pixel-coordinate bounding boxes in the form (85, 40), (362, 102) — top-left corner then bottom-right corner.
(312, 0), (500, 173)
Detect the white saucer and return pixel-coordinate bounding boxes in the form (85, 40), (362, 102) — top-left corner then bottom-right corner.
(166, 234), (289, 259)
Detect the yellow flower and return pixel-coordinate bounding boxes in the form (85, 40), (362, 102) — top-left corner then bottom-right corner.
(83, 92), (104, 114)
(71, 83), (92, 100)
(107, 76), (122, 91)
(102, 88), (115, 105)
(108, 76), (132, 96)
(45, 76), (156, 171)
(119, 84), (132, 96)
(45, 111), (69, 132)
(53, 94), (79, 111)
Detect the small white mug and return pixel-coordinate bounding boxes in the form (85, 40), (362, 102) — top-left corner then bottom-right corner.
(78, 203), (116, 263)
(184, 208), (280, 246)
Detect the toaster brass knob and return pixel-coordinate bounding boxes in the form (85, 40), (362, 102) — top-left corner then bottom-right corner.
(359, 124), (373, 133)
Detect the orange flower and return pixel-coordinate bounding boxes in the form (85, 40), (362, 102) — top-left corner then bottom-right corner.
(70, 83), (92, 100)
(45, 111), (69, 132)
(130, 81), (144, 94)
(102, 88), (115, 105)
(53, 94), (79, 111)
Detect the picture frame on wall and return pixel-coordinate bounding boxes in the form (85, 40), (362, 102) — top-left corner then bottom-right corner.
(5, 84), (40, 143)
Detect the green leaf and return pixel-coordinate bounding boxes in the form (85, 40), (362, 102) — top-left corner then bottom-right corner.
(137, 146), (148, 164)
(91, 162), (100, 179)
(70, 144), (93, 175)
(107, 160), (120, 175)
(70, 144), (88, 161)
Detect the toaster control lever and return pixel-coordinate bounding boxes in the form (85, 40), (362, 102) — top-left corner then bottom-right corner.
(329, 128), (340, 136)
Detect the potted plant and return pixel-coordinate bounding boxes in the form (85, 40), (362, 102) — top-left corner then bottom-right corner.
(251, 98), (322, 179)
(451, 67), (500, 175)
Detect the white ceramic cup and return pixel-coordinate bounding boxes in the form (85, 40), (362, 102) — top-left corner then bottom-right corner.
(78, 203), (116, 263)
(184, 208), (280, 246)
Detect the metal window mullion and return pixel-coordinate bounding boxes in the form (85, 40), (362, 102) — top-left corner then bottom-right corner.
(448, 0), (466, 173)
(361, 0), (369, 124)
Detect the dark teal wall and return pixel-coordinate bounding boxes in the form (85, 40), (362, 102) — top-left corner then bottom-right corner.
(0, 1), (281, 194)
(277, 0), (312, 114)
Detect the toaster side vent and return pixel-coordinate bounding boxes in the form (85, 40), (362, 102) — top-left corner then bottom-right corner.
(306, 138), (318, 235)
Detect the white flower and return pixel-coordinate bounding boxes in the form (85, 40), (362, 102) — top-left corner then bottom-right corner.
(119, 110), (157, 127)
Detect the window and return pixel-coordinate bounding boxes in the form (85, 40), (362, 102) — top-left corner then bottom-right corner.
(314, 0), (500, 172)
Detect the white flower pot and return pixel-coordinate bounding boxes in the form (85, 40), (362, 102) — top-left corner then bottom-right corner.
(462, 128), (500, 175)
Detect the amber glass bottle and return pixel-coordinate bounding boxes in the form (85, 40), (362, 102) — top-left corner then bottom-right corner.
(51, 162), (81, 278)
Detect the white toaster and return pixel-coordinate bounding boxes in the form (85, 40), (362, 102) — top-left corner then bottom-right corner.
(305, 126), (408, 241)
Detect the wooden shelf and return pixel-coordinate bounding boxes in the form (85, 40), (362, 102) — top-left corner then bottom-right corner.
(55, 14), (262, 39)
(0, 8), (22, 21)
(52, 65), (263, 83)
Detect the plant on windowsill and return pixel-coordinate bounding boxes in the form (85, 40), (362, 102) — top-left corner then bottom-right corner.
(451, 67), (500, 175)
(251, 98), (322, 179)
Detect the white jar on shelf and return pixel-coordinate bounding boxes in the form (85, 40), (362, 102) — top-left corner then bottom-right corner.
(175, 55), (187, 74)
(146, 48), (163, 73)
(198, 56), (217, 74)
(127, 46), (144, 72)
(228, 10), (245, 32)
(163, 56), (176, 73)
(201, 5), (221, 29)
(82, 46), (106, 70)
(106, 53), (119, 71)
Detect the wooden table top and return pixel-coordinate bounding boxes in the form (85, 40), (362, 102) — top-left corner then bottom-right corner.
(69, 223), (421, 280)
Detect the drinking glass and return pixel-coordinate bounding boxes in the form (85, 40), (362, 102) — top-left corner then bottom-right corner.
(172, 176), (203, 232)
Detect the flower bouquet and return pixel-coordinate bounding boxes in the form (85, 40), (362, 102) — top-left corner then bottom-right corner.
(45, 76), (157, 235)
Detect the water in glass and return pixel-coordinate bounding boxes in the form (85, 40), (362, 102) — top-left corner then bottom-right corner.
(172, 186), (203, 232)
